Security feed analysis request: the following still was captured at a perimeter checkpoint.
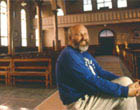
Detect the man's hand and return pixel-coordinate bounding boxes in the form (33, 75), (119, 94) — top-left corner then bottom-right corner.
(128, 81), (140, 97)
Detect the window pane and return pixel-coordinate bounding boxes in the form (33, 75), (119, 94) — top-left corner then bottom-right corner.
(1, 37), (8, 46)
(21, 33), (26, 39)
(22, 39), (27, 47)
(105, 0), (111, 2)
(97, 3), (104, 10)
(118, 0), (127, 8)
(106, 30), (114, 36)
(0, 1), (8, 46)
(21, 9), (27, 47)
(105, 2), (112, 8)
(57, 9), (64, 16)
(88, 0), (92, 4)
(83, 0), (92, 11)
(100, 30), (114, 37)
(84, 4), (92, 11)
(97, 0), (104, 3)
(35, 29), (39, 47)
(36, 40), (39, 47)
(97, 0), (112, 10)
(83, 0), (88, 4)
(35, 15), (38, 18)
(1, 15), (7, 36)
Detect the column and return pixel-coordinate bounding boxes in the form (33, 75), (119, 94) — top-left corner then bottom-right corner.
(92, 0), (97, 11)
(7, 0), (13, 55)
(112, 0), (117, 9)
(53, 10), (59, 50)
(64, 28), (68, 46)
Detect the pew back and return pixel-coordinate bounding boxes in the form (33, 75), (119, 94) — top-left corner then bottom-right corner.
(10, 58), (52, 87)
(0, 58), (11, 84)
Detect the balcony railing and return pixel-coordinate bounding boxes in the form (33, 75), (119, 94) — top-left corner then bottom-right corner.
(36, 8), (140, 29)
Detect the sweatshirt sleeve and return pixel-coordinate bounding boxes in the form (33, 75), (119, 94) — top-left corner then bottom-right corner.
(66, 52), (128, 97)
(91, 57), (120, 80)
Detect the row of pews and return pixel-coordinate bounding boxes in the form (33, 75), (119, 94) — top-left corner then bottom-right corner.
(0, 48), (62, 87)
(117, 44), (140, 79)
(0, 57), (53, 87)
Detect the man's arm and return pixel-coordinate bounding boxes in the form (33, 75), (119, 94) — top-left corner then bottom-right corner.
(67, 52), (128, 97)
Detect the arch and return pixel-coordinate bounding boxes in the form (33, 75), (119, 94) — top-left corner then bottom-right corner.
(21, 9), (27, 46)
(0, 1), (8, 46)
(99, 29), (114, 38)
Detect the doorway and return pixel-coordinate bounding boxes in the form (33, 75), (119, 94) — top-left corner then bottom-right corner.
(99, 29), (115, 55)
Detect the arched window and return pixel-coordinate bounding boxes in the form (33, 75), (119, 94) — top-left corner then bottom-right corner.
(0, 1), (8, 46)
(100, 30), (114, 37)
(83, 0), (92, 11)
(97, 0), (112, 10)
(117, 0), (127, 8)
(21, 9), (27, 47)
(57, 8), (64, 16)
(35, 29), (39, 47)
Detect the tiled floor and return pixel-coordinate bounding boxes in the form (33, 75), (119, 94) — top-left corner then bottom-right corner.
(0, 83), (57, 110)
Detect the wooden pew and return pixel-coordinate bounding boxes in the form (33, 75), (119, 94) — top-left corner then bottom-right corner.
(9, 58), (52, 87)
(130, 49), (140, 78)
(0, 58), (11, 85)
(121, 48), (140, 79)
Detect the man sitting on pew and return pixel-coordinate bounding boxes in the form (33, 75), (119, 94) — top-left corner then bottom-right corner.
(56, 24), (140, 110)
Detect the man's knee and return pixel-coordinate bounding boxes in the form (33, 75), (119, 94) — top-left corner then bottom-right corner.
(112, 76), (133, 86)
(120, 76), (133, 86)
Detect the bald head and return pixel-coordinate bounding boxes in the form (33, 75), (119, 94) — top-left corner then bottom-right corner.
(68, 24), (89, 52)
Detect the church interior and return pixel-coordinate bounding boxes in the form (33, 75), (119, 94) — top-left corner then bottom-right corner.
(0, 0), (140, 110)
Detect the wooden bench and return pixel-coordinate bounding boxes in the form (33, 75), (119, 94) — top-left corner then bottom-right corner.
(9, 58), (52, 87)
(0, 58), (11, 85)
(34, 91), (67, 110)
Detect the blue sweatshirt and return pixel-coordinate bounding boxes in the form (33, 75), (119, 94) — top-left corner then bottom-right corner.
(56, 46), (128, 105)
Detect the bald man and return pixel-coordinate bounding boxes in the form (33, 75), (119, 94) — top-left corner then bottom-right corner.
(56, 24), (140, 110)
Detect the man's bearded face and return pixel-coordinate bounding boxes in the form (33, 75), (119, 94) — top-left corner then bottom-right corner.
(73, 35), (89, 52)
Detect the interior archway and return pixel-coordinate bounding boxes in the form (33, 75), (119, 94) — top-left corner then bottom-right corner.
(99, 29), (115, 55)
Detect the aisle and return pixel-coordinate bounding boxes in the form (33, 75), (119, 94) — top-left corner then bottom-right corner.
(95, 55), (124, 76)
